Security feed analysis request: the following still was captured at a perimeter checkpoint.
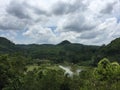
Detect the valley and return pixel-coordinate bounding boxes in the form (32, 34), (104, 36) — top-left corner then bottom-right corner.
(0, 37), (120, 90)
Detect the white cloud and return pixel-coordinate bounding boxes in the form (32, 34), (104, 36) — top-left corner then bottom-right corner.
(57, 13), (98, 33)
(0, 15), (28, 30)
(0, 0), (120, 45)
(23, 24), (57, 44)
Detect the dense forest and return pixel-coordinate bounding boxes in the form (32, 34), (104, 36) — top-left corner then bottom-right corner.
(0, 37), (120, 90)
(1, 37), (120, 64)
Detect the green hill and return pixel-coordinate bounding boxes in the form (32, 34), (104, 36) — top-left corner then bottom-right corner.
(0, 37), (14, 46)
(58, 40), (71, 45)
(93, 37), (120, 66)
(100, 37), (120, 62)
(17, 41), (99, 64)
(0, 37), (99, 64)
(0, 37), (120, 65)
(0, 37), (15, 53)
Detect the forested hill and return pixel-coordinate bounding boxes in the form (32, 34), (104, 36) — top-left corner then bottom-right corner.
(96, 37), (120, 64)
(0, 37), (120, 64)
(0, 37), (15, 53)
(17, 40), (100, 64)
(0, 37), (25, 54)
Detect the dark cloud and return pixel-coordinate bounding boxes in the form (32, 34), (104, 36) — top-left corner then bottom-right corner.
(64, 22), (95, 32)
(52, 2), (68, 15)
(62, 15), (96, 32)
(79, 33), (97, 39)
(0, 23), (25, 30)
(0, 24), (20, 30)
(6, 0), (49, 20)
(52, 0), (86, 15)
(100, 2), (116, 14)
(6, 1), (30, 19)
(78, 30), (103, 39)
(4, 0), (50, 31)
(24, 2), (49, 16)
(0, 0), (119, 45)
(34, 8), (49, 15)
(0, 15), (27, 30)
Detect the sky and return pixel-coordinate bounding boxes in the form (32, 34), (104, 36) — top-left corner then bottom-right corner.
(0, 0), (120, 45)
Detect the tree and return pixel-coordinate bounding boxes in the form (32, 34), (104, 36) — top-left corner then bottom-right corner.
(93, 58), (120, 89)
(94, 58), (112, 81)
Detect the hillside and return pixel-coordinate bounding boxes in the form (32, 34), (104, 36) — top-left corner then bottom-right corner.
(0, 37), (120, 64)
(58, 40), (71, 45)
(99, 37), (120, 63)
(0, 37), (99, 64)
(0, 37), (16, 53)
(16, 41), (99, 64)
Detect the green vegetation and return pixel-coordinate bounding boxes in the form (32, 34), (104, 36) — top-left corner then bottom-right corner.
(0, 37), (99, 65)
(1, 37), (120, 65)
(99, 38), (120, 63)
(0, 55), (120, 90)
(0, 37), (120, 90)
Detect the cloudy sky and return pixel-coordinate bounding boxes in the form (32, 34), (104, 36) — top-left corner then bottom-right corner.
(0, 0), (120, 45)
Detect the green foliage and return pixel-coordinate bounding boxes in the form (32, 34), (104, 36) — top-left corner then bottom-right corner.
(1, 37), (120, 90)
(0, 37), (15, 47)
(94, 58), (111, 81)
(93, 58), (120, 90)
(0, 55), (28, 90)
(97, 37), (120, 63)
(1, 37), (120, 65)
(0, 54), (120, 90)
(21, 65), (65, 90)
(0, 37), (99, 65)
(94, 58), (120, 81)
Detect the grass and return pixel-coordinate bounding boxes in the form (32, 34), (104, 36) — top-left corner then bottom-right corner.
(27, 64), (39, 72)
(26, 64), (62, 72)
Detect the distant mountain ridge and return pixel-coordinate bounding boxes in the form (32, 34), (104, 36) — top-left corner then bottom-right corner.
(0, 37), (120, 64)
